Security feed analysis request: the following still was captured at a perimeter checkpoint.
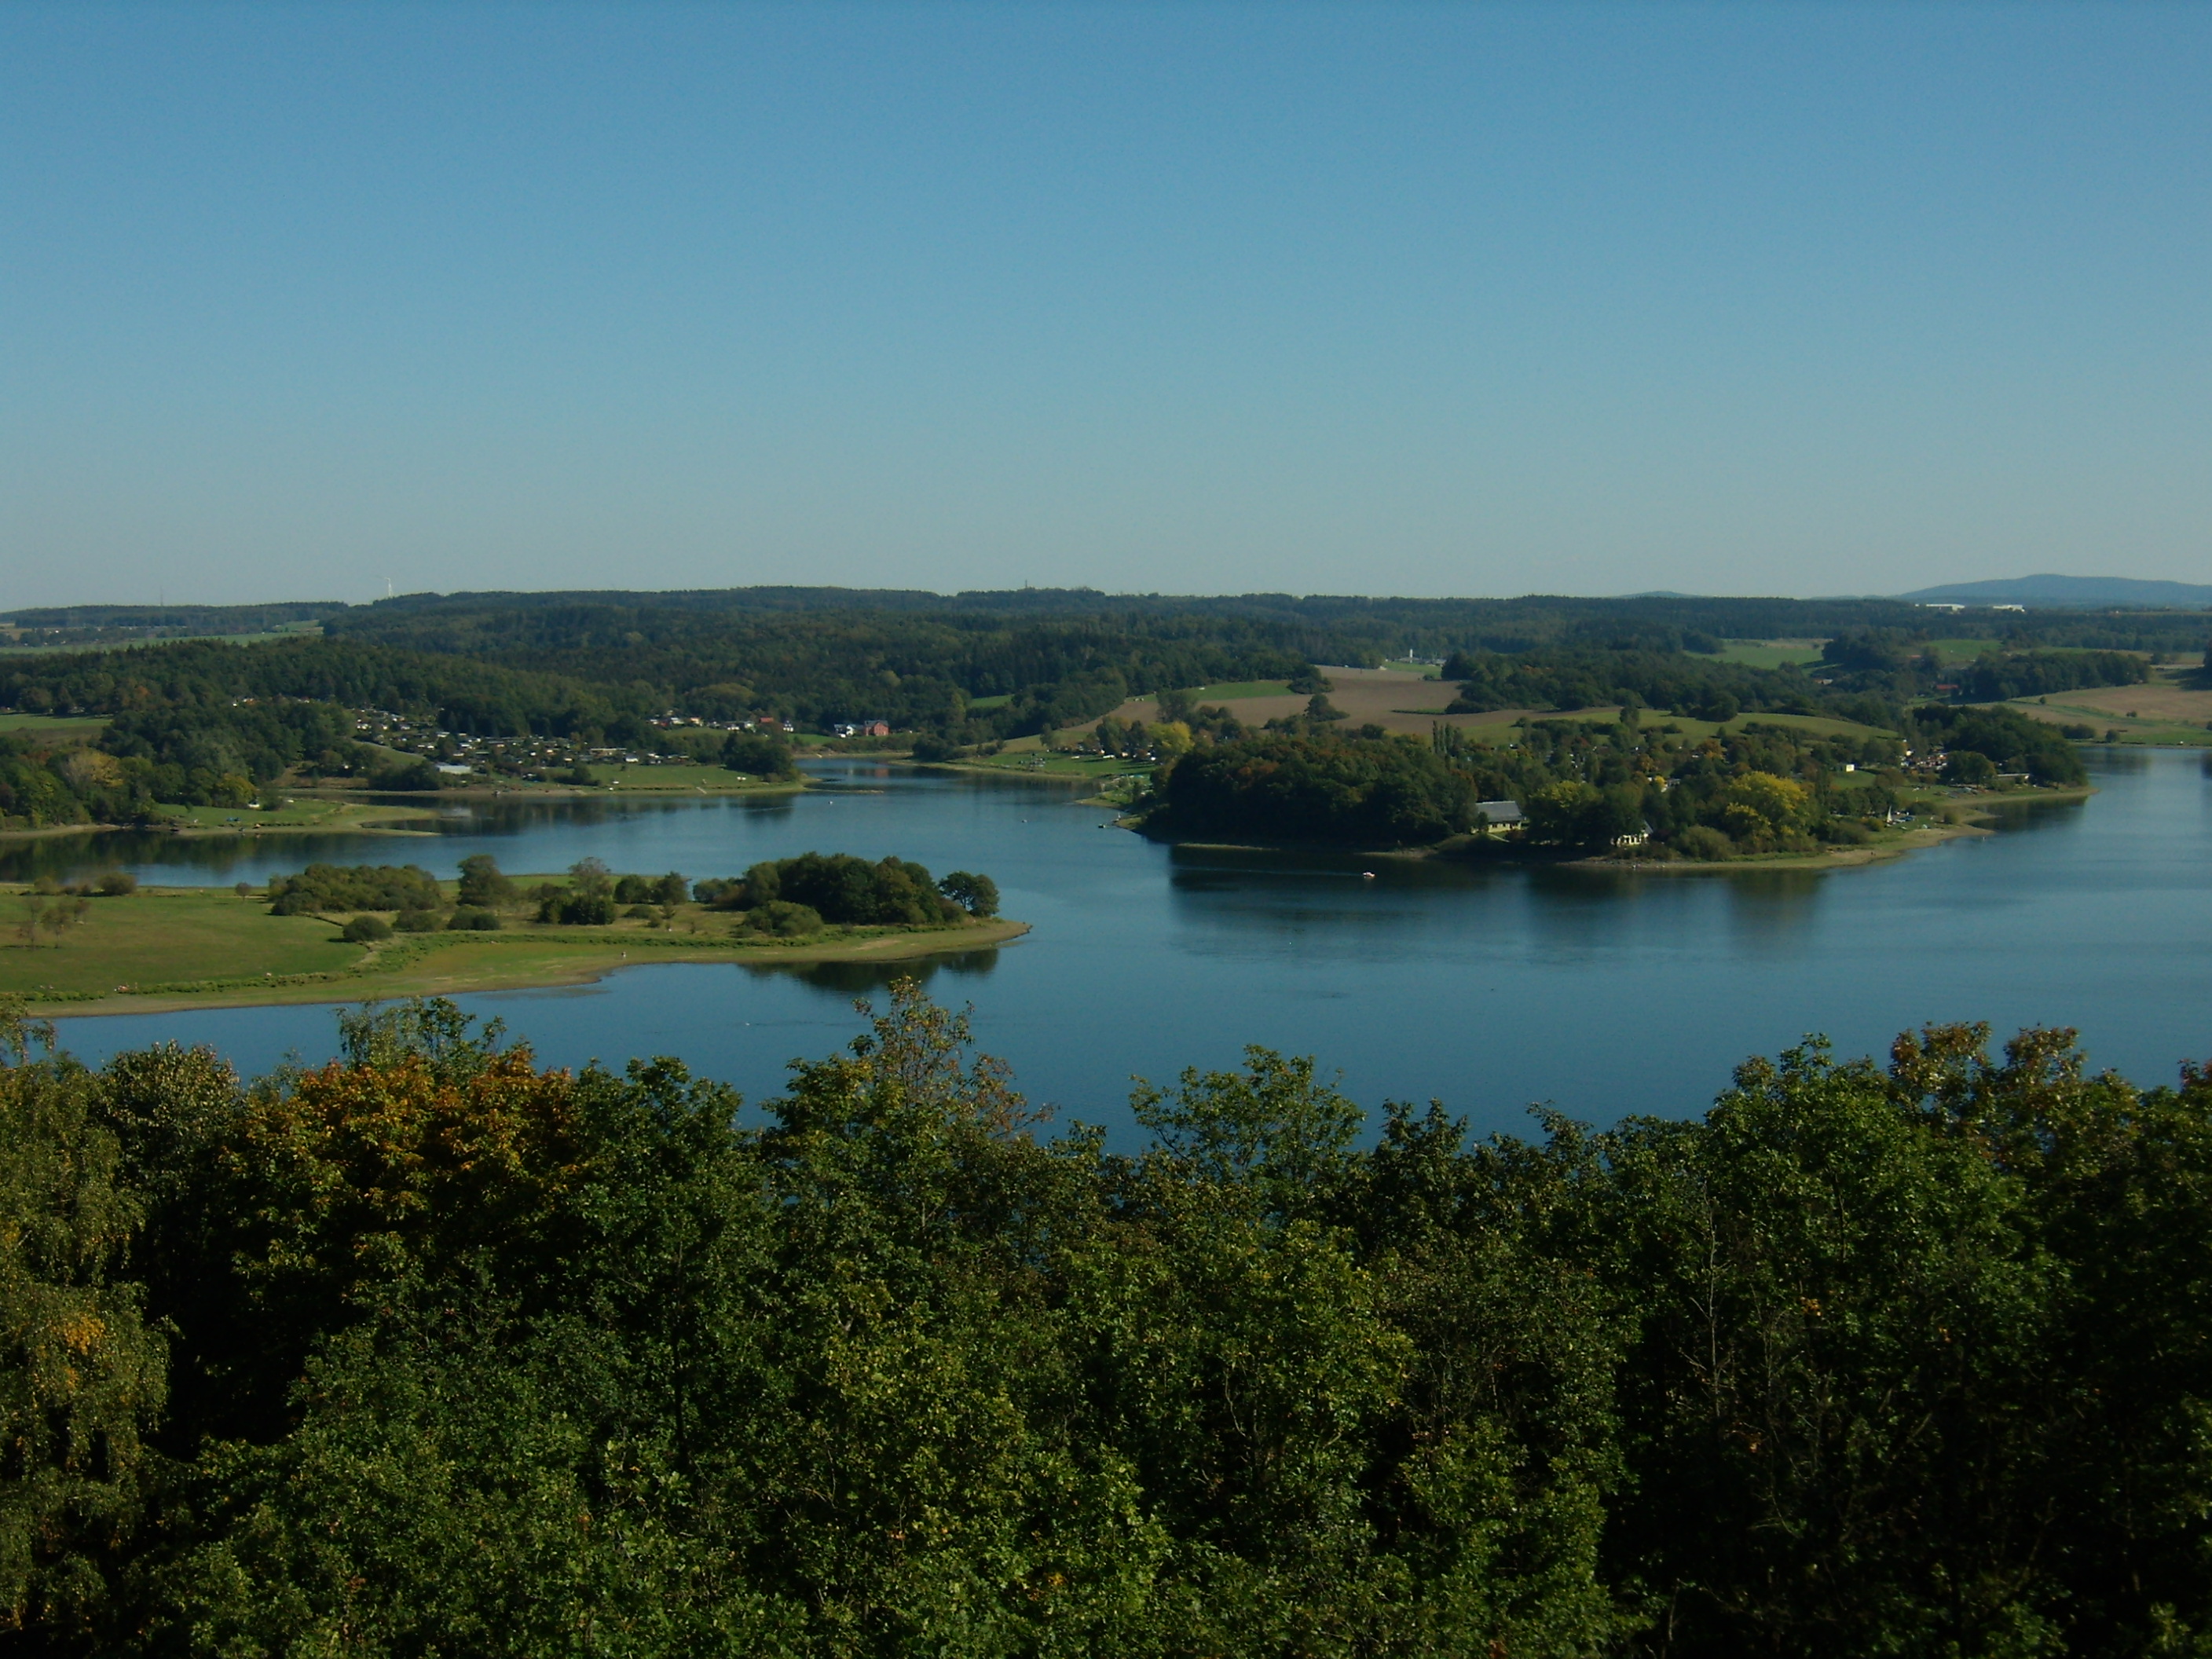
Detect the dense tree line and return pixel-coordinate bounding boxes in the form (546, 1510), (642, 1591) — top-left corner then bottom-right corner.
(1436, 640), (2147, 727)
(7, 989), (2212, 1655)
(0, 734), (154, 828)
(1148, 731), (1480, 846)
(1440, 646), (1818, 721)
(1817, 633), (2152, 704)
(339, 584), (2212, 657)
(0, 703), (433, 826)
(1955, 648), (2149, 701)
(1908, 705), (2089, 786)
(0, 639), (654, 745)
(333, 602), (1313, 740)
(1144, 706), (2081, 855)
(98, 701), (389, 802)
(0, 595), (2174, 830)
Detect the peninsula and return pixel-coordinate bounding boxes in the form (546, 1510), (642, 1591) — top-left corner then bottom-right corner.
(5, 853), (1018, 1016)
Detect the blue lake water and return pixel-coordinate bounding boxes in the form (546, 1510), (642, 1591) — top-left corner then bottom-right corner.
(20, 749), (2212, 1147)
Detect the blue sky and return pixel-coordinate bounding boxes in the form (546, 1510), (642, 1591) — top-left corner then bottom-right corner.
(3, 2), (2207, 606)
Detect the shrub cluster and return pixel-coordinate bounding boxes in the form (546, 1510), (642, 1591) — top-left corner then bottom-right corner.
(267, 862), (442, 915)
(695, 851), (984, 927)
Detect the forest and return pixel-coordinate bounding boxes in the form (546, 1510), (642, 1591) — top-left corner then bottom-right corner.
(0, 589), (2181, 831)
(7, 986), (2212, 1657)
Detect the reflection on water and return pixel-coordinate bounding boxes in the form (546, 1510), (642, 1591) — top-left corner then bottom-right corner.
(740, 948), (1004, 998)
(35, 753), (2212, 1148)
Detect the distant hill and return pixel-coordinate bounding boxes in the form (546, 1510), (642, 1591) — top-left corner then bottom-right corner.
(1897, 575), (2212, 610)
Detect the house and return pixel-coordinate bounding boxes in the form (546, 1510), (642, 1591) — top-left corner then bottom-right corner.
(1474, 800), (1524, 830)
(863, 720), (891, 737)
(1612, 823), (1651, 848)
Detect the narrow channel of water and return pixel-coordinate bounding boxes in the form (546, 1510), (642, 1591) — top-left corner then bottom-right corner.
(29, 750), (2212, 1147)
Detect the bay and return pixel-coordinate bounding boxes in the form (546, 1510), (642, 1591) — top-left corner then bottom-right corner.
(21, 749), (2212, 1146)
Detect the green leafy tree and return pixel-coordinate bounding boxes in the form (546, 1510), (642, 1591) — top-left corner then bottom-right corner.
(455, 853), (514, 909)
(937, 870), (999, 917)
(722, 729), (798, 780)
(0, 1003), (167, 1642)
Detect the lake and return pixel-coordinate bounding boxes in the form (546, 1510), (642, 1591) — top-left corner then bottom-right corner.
(19, 749), (2212, 1147)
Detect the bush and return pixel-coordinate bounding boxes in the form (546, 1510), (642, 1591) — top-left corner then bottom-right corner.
(340, 914), (392, 943)
(613, 873), (688, 906)
(94, 870), (137, 896)
(542, 893), (614, 926)
(270, 863), (442, 916)
(909, 733), (960, 763)
(446, 906), (500, 931)
(740, 899), (822, 937)
(539, 857), (617, 925)
(394, 907), (441, 932)
(1672, 824), (1734, 861)
(693, 876), (746, 909)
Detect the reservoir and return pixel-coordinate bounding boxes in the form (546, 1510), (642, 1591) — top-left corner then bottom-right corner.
(17, 747), (2212, 1146)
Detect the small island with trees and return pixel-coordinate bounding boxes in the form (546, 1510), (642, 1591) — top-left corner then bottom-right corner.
(2, 852), (1018, 1013)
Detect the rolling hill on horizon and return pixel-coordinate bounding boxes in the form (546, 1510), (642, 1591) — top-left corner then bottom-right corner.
(1896, 574), (2212, 609)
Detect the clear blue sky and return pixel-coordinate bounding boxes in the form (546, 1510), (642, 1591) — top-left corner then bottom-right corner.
(3, 2), (2206, 606)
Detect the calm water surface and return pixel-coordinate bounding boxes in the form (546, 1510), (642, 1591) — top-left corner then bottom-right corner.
(24, 750), (2212, 1146)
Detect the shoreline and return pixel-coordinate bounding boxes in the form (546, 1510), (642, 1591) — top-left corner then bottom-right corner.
(30, 917), (1030, 1018)
(1136, 786), (2094, 871)
(0, 778), (812, 843)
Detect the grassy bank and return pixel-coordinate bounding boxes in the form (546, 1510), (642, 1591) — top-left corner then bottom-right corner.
(3, 883), (1026, 1014)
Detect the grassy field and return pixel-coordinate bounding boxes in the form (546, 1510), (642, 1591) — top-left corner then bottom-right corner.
(144, 797), (441, 833)
(1176, 679), (1297, 701)
(1716, 639), (1827, 668)
(1, 886), (363, 998)
(958, 750), (1148, 778)
(580, 761), (804, 792)
(1449, 708), (1897, 746)
(0, 712), (109, 740)
(3, 883), (1029, 1013)
(2008, 687), (2212, 747)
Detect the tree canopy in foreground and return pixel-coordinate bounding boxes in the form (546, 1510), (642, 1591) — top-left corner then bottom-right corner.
(5, 989), (2212, 1655)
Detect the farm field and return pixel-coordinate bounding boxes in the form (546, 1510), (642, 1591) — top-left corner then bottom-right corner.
(1716, 639), (1826, 668)
(2008, 682), (2212, 746)
(1086, 667), (1479, 738)
(1049, 668), (1898, 749)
